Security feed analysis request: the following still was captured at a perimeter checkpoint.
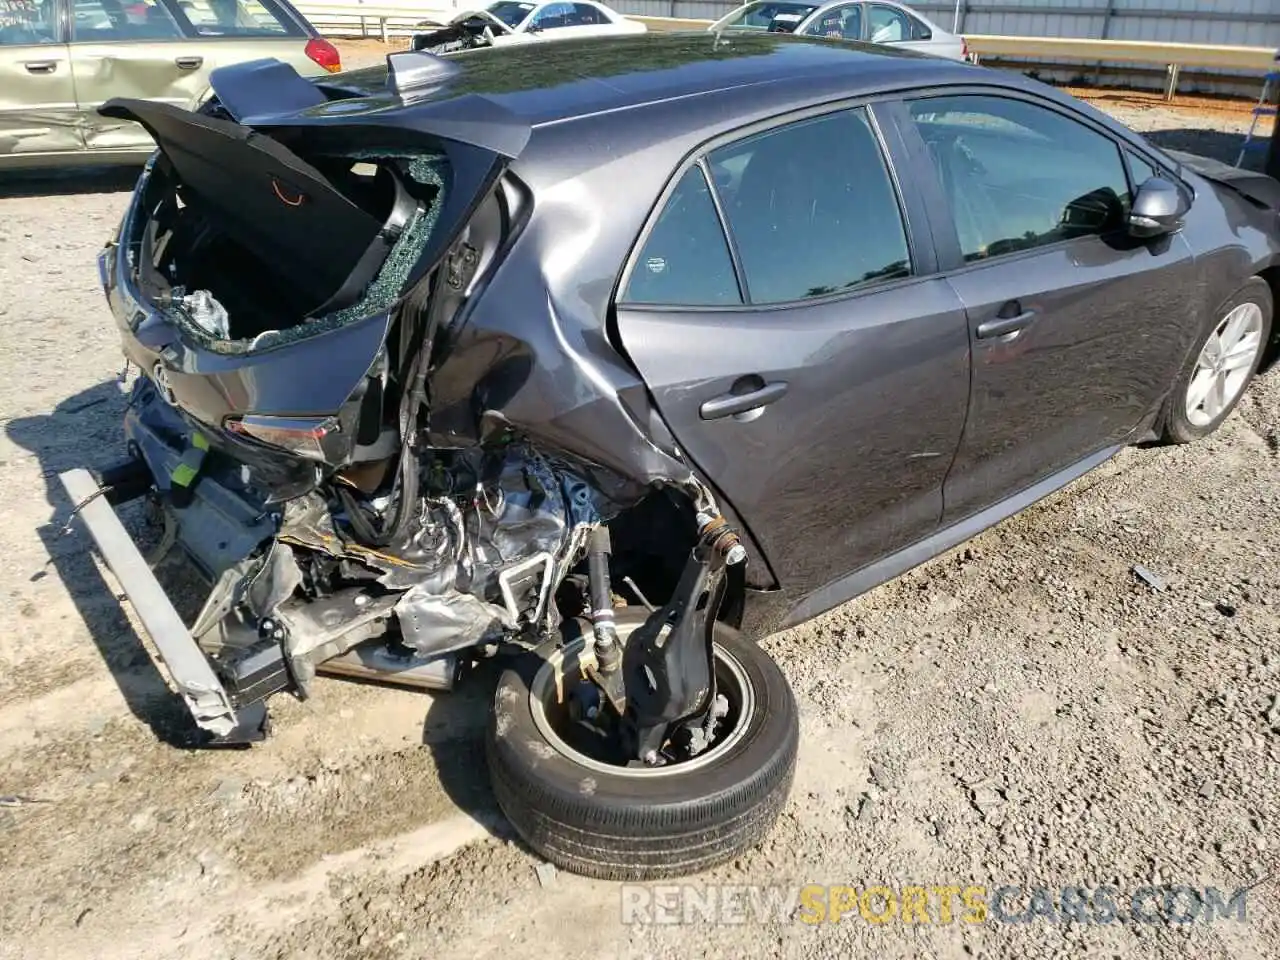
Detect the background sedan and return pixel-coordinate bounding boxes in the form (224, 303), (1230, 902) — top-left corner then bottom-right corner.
(0, 0), (339, 169)
(412, 0), (644, 53)
(709, 0), (966, 60)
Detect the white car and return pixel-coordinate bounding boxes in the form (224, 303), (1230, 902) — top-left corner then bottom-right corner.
(412, 0), (645, 53)
(708, 0), (967, 61)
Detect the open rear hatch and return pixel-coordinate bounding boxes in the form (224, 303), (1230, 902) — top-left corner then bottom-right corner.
(100, 53), (529, 464)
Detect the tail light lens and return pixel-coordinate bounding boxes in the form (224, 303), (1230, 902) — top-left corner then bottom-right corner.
(961, 39), (970, 60)
(225, 414), (338, 461)
(305, 37), (342, 74)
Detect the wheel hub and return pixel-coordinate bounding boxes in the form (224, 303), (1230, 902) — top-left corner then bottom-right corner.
(529, 636), (755, 778)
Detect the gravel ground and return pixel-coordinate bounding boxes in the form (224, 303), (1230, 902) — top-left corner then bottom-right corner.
(0, 76), (1277, 960)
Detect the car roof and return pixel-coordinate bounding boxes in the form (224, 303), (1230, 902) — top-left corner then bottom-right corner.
(330, 31), (982, 129)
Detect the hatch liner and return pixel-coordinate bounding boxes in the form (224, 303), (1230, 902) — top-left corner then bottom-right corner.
(100, 97), (391, 314)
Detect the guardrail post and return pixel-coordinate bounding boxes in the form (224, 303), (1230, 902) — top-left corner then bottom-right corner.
(380, 14), (389, 41)
(1093, 0), (1115, 87)
(1164, 62), (1181, 101)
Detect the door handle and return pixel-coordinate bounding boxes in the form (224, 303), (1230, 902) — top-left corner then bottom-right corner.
(976, 310), (1036, 340)
(174, 56), (204, 70)
(23, 60), (57, 74)
(699, 379), (788, 420)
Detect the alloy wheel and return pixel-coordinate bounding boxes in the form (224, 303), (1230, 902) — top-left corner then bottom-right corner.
(1185, 302), (1264, 427)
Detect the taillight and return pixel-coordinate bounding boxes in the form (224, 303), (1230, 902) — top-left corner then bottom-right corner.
(305, 37), (342, 74)
(961, 38), (970, 61)
(225, 414), (338, 461)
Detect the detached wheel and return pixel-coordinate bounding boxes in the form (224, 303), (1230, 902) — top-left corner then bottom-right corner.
(486, 610), (798, 880)
(1162, 279), (1272, 444)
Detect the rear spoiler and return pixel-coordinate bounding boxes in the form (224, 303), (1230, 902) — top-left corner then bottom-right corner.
(1163, 148), (1280, 211)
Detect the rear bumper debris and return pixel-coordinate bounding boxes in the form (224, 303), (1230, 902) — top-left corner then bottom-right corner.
(58, 468), (268, 744)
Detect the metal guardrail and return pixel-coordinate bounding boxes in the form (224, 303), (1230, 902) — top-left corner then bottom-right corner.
(626, 17), (1280, 99)
(297, 1), (451, 41)
(298, 3), (1279, 100)
(963, 34), (1280, 99)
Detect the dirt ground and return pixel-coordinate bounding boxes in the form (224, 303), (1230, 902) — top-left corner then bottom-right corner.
(1, 70), (1278, 960)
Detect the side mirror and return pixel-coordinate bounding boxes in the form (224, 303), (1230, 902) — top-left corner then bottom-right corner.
(1128, 176), (1190, 238)
(525, 20), (541, 32)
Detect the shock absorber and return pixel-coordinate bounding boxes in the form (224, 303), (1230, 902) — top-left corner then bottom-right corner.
(587, 525), (622, 674)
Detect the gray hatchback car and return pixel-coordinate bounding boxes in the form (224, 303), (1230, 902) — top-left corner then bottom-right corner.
(62, 32), (1279, 881)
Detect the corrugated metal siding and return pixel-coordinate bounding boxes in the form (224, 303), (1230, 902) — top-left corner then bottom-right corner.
(623, 0), (733, 18)
(614, 0), (1280, 96)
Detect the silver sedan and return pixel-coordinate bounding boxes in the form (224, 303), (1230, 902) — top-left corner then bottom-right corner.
(709, 0), (967, 60)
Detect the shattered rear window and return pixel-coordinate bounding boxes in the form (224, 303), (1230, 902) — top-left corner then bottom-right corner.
(151, 151), (452, 356)
(249, 156), (450, 351)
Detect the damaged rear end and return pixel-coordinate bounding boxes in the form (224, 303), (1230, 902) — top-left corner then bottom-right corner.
(65, 52), (744, 748)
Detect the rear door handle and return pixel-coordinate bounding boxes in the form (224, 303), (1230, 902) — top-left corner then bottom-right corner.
(175, 56), (204, 70)
(976, 310), (1036, 340)
(700, 380), (788, 420)
(23, 60), (57, 74)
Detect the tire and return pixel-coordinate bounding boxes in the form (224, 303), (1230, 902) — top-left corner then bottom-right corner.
(486, 610), (798, 881)
(1161, 278), (1272, 444)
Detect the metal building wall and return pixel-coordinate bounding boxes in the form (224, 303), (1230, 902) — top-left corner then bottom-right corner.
(614, 0), (1280, 95)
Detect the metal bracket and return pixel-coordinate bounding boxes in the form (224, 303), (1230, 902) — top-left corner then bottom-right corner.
(621, 543), (726, 762)
(497, 551), (554, 627)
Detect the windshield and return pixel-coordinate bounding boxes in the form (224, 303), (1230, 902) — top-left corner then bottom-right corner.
(717, 1), (821, 31)
(483, 0), (535, 27)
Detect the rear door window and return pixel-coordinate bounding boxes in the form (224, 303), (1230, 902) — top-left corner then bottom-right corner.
(623, 165), (743, 306)
(867, 3), (913, 42)
(529, 1), (574, 29)
(802, 2), (862, 41)
(1, 0), (59, 43)
(173, 0), (295, 36)
(570, 2), (603, 24)
(709, 108), (911, 304)
(71, 0), (183, 41)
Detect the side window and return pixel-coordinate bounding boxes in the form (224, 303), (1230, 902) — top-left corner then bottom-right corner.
(622, 166), (743, 307)
(1124, 150), (1159, 209)
(1127, 150), (1158, 187)
(803, 2), (861, 40)
(71, 0), (183, 40)
(868, 4), (911, 43)
(909, 95), (1129, 262)
(177, 0), (292, 36)
(530, 1), (573, 29)
(710, 108), (911, 304)
(906, 12), (931, 40)
(1, 0), (57, 44)
(570, 2), (602, 23)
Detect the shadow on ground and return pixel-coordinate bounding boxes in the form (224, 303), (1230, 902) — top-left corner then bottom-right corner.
(422, 658), (512, 836)
(0, 166), (140, 200)
(5, 379), (201, 747)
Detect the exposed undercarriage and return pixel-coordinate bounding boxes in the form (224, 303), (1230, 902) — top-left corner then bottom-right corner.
(89, 366), (747, 762)
(57, 53), (798, 881)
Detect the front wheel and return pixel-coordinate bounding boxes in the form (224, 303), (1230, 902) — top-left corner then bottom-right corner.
(486, 611), (798, 880)
(1161, 279), (1272, 444)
